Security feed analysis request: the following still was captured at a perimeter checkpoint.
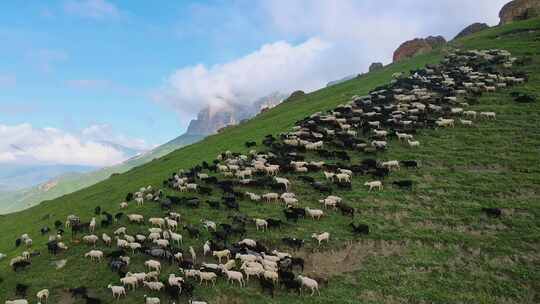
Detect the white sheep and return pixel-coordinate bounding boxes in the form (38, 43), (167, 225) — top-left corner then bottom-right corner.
(169, 231), (183, 246)
(203, 241), (211, 256)
(335, 173), (351, 183)
(107, 284), (126, 299)
(5, 300), (28, 304)
(480, 111), (496, 119)
(274, 177), (290, 190)
(135, 197), (144, 206)
(85, 250), (103, 262)
(305, 207), (324, 220)
(127, 214), (144, 223)
(127, 242), (141, 254)
(242, 266), (263, 281)
(312, 232), (330, 245)
(298, 275), (320, 296)
(144, 260), (161, 272)
(364, 181), (383, 191)
(407, 139), (420, 147)
(83, 235), (99, 247)
(114, 227), (127, 235)
(381, 160), (400, 170)
(238, 239), (257, 248)
(119, 201), (128, 209)
(262, 193), (279, 203)
(213, 249), (231, 263)
(144, 295), (160, 304)
(222, 269), (245, 287)
(246, 192), (261, 202)
(143, 281), (164, 292)
(154, 239), (169, 248)
(89, 217), (96, 233)
(198, 271), (217, 286)
(102, 233), (112, 246)
(189, 300), (208, 304)
(460, 119), (473, 126)
(36, 289), (49, 303)
(120, 276), (139, 290)
(149, 218), (165, 228)
(254, 219), (268, 231)
(200, 220), (216, 231)
(168, 274), (184, 287)
(189, 246), (197, 263)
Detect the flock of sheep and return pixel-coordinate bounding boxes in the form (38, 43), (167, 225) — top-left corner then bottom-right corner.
(2, 48), (526, 304)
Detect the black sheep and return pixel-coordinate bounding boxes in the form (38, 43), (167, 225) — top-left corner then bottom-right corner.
(482, 207), (502, 218)
(69, 286), (88, 298)
(12, 260), (31, 272)
(15, 283), (29, 297)
(206, 200), (220, 209)
(393, 180), (413, 190)
(83, 295), (102, 304)
(400, 160), (418, 168)
(350, 223), (370, 235)
(259, 277), (275, 297)
(338, 203), (355, 217)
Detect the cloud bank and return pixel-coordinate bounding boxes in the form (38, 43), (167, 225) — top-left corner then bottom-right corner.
(0, 123), (150, 167)
(157, 0), (508, 126)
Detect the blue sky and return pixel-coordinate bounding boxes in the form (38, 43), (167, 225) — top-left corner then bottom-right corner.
(0, 0), (508, 166)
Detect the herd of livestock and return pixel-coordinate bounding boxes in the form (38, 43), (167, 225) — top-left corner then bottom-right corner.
(2, 48), (529, 304)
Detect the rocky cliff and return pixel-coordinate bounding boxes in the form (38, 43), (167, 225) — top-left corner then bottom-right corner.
(499, 0), (540, 25)
(454, 23), (490, 40)
(185, 92), (286, 135)
(393, 36), (446, 63)
(369, 62), (383, 72)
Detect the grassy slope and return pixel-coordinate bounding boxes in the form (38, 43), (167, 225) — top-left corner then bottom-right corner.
(0, 134), (203, 214)
(1, 19), (540, 304)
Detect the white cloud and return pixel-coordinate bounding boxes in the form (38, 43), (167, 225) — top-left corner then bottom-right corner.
(157, 0), (508, 125)
(64, 0), (119, 19)
(82, 124), (152, 151)
(0, 123), (149, 167)
(155, 38), (333, 121)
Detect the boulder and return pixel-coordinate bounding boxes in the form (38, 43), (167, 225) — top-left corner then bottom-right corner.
(454, 23), (490, 40)
(499, 0), (540, 25)
(393, 36), (446, 63)
(369, 62), (383, 72)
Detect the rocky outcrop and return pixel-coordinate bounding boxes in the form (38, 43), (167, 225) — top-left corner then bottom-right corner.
(393, 36), (446, 63)
(284, 90), (306, 103)
(185, 92), (286, 135)
(369, 62), (383, 72)
(454, 23), (490, 40)
(499, 0), (540, 25)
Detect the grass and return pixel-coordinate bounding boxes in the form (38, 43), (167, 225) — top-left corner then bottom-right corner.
(1, 18), (540, 304)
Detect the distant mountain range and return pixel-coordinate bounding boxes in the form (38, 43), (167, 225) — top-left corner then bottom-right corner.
(0, 133), (203, 214)
(0, 91), (287, 215)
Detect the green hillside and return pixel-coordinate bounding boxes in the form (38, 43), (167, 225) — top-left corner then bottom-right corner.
(1, 18), (540, 304)
(0, 134), (203, 215)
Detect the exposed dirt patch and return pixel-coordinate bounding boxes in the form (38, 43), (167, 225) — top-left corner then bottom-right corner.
(298, 240), (407, 279)
(57, 290), (75, 304)
(214, 294), (245, 304)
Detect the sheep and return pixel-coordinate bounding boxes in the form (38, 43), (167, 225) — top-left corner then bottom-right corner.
(127, 214), (144, 224)
(246, 192), (262, 202)
(143, 281), (164, 292)
(169, 231), (183, 246)
(305, 207), (324, 220)
(323, 171), (335, 181)
(480, 112), (496, 119)
(381, 160), (400, 170)
(364, 181), (383, 191)
(200, 220), (216, 231)
(254, 218), (268, 231)
(189, 300), (208, 304)
(262, 193), (279, 203)
(189, 246), (197, 263)
(335, 173), (350, 183)
(36, 289), (49, 303)
(263, 270), (279, 284)
(220, 259), (236, 271)
(182, 269), (200, 279)
(460, 119), (473, 126)
(319, 198), (338, 210)
(24, 238), (32, 248)
(119, 255), (130, 266)
(236, 253), (258, 263)
(463, 110), (477, 119)
(186, 183), (198, 191)
(203, 241), (211, 256)
(119, 202), (128, 209)
(407, 139), (420, 147)
(83, 235), (99, 247)
(114, 227), (127, 235)
(85, 250), (103, 262)
(116, 238), (128, 248)
(198, 271), (217, 286)
(154, 239), (169, 248)
(212, 249), (231, 263)
(0, 253), (6, 260)
(283, 197), (298, 207)
(135, 197), (144, 206)
(238, 239), (257, 248)
(127, 242), (141, 254)
(144, 295), (160, 304)
(222, 269), (245, 287)
(373, 129), (388, 137)
(102, 233), (112, 246)
(168, 274), (184, 287)
(298, 275), (320, 296)
(120, 276), (139, 290)
(436, 118), (454, 128)
(107, 284), (126, 299)
(312, 232), (330, 245)
(89, 217), (96, 233)
(242, 266), (264, 281)
(274, 177), (290, 190)
(148, 218), (165, 228)
(4, 300), (28, 304)
(144, 260), (161, 272)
